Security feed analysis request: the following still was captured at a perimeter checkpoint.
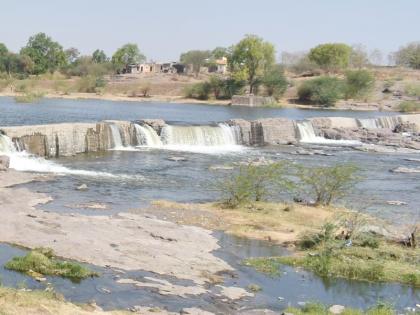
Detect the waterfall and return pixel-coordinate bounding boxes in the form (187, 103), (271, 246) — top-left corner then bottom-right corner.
(296, 121), (361, 146)
(109, 124), (124, 149)
(134, 124), (162, 147)
(0, 134), (132, 178)
(357, 118), (381, 129)
(161, 123), (239, 146)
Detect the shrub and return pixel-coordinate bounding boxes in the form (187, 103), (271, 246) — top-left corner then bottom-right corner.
(398, 101), (420, 112)
(217, 162), (292, 208)
(76, 75), (106, 93)
(14, 91), (44, 103)
(296, 163), (360, 206)
(184, 82), (211, 100)
(308, 43), (352, 71)
(404, 83), (420, 97)
(344, 70), (375, 100)
(297, 76), (344, 107)
(299, 223), (337, 249)
(356, 234), (380, 249)
(261, 65), (288, 99)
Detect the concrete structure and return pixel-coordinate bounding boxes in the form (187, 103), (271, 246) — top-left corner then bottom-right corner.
(1, 114), (419, 157)
(231, 95), (276, 107)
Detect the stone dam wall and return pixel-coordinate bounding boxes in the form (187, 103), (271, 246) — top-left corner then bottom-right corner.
(0, 114), (419, 157)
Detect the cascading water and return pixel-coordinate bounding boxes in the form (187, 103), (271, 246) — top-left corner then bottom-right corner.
(357, 118), (381, 129)
(109, 124), (124, 149)
(0, 134), (136, 179)
(134, 124), (162, 147)
(296, 121), (361, 146)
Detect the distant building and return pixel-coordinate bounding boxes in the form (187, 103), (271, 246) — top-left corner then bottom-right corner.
(125, 62), (186, 74)
(215, 57), (228, 74)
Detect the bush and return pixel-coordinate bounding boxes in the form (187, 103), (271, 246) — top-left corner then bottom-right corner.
(184, 82), (211, 100)
(262, 65), (288, 99)
(297, 76), (344, 107)
(14, 91), (44, 103)
(76, 75), (106, 93)
(355, 234), (380, 249)
(344, 70), (375, 100)
(296, 163), (360, 206)
(218, 162), (292, 208)
(405, 83), (420, 97)
(398, 101), (420, 112)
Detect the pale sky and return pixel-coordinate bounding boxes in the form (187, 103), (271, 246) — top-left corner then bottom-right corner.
(0, 0), (419, 62)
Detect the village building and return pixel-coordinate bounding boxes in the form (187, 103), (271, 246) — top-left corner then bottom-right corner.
(125, 62), (186, 74)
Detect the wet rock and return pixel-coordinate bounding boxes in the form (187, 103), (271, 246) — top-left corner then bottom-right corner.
(167, 156), (187, 162)
(0, 155), (10, 171)
(390, 167), (420, 173)
(329, 305), (345, 314)
(76, 183), (88, 191)
(386, 200), (407, 206)
(241, 310), (279, 315)
(216, 285), (254, 300)
(404, 158), (420, 163)
(209, 165), (234, 171)
(180, 308), (215, 315)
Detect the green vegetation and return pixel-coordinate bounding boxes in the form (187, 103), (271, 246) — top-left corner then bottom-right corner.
(405, 83), (420, 97)
(76, 75), (107, 93)
(111, 43), (145, 73)
(344, 70), (375, 100)
(229, 34), (275, 94)
(180, 50), (211, 77)
(245, 223), (419, 287)
(308, 43), (352, 71)
(14, 91), (44, 103)
(285, 302), (396, 315)
(261, 65), (288, 99)
(296, 164), (360, 206)
(20, 33), (66, 75)
(297, 76), (344, 107)
(5, 247), (98, 281)
(185, 76), (246, 100)
(394, 42), (420, 69)
(398, 101), (420, 113)
(217, 162), (292, 208)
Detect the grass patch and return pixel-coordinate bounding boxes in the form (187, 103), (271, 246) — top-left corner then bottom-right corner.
(398, 100), (420, 112)
(14, 91), (44, 103)
(243, 257), (283, 276)
(284, 301), (395, 315)
(5, 247), (98, 281)
(405, 83), (420, 97)
(248, 241), (419, 287)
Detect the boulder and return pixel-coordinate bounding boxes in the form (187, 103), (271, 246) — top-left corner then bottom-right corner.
(139, 119), (166, 134)
(329, 305), (345, 314)
(76, 184), (88, 191)
(0, 155), (10, 171)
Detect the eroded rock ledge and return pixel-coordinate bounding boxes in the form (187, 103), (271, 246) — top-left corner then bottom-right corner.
(0, 114), (419, 157)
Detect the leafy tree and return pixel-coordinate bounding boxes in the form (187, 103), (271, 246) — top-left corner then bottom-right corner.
(298, 76), (344, 107)
(261, 64), (288, 99)
(211, 47), (228, 59)
(92, 49), (108, 63)
(180, 50), (211, 76)
(229, 35), (275, 94)
(308, 43), (352, 71)
(394, 42), (420, 69)
(344, 69), (375, 100)
(0, 43), (9, 73)
(20, 33), (67, 74)
(111, 43), (145, 72)
(296, 163), (360, 206)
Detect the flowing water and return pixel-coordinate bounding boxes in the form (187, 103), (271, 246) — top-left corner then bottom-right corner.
(0, 97), (418, 311)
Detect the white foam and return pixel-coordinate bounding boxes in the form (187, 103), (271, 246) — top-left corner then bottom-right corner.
(297, 121), (361, 146)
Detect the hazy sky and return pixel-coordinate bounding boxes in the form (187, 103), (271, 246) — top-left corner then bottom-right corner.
(1, 0), (419, 62)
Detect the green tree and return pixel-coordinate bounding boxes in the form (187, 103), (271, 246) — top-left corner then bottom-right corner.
(394, 42), (420, 69)
(349, 44), (369, 69)
(65, 47), (80, 65)
(20, 33), (66, 74)
(111, 43), (145, 72)
(211, 47), (228, 59)
(180, 50), (211, 76)
(0, 43), (9, 73)
(296, 163), (360, 206)
(308, 43), (352, 71)
(261, 64), (288, 99)
(92, 49), (108, 63)
(344, 69), (375, 100)
(229, 35), (275, 94)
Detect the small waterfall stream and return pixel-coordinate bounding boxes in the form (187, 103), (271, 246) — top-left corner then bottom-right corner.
(296, 121), (361, 145)
(134, 124), (162, 147)
(109, 124), (124, 149)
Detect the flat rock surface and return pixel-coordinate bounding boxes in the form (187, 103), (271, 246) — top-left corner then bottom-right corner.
(0, 170), (232, 287)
